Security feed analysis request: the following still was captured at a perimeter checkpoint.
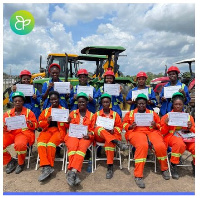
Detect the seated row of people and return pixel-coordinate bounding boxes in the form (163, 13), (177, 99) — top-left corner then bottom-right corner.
(3, 90), (195, 189)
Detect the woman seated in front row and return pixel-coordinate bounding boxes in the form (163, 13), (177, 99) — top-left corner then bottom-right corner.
(160, 92), (195, 179)
(65, 92), (95, 187)
(123, 93), (170, 189)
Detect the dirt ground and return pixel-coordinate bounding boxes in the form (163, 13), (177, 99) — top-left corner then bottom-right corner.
(3, 131), (195, 194)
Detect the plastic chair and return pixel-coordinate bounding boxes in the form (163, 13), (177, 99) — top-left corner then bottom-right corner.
(35, 143), (66, 171)
(94, 142), (122, 170)
(64, 143), (94, 173)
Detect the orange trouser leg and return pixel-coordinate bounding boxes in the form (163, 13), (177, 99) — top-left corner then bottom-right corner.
(186, 142), (195, 165)
(168, 136), (186, 164)
(94, 127), (120, 164)
(3, 133), (15, 165)
(65, 136), (92, 172)
(129, 132), (148, 178)
(147, 131), (168, 171)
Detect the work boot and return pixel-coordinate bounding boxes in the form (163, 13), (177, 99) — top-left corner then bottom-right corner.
(134, 177), (145, 188)
(38, 165), (54, 182)
(191, 161), (195, 176)
(106, 165), (113, 179)
(115, 140), (128, 151)
(15, 163), (25, 174)
(74, 173), (81, 185)
(162, 169), (170, 180)
(66, 170), (76, 186)
(6, 158), (17, 174)
(171, 163), (179, 180)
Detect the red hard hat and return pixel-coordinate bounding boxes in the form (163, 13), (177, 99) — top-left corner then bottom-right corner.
(167, 66), (180, 74)
(19, 70), (31, 78)
(104, 70), (115, 77)
(48, 63), (61, 73)
(77, 69), (88, 76)
(136, 71), (148, 78)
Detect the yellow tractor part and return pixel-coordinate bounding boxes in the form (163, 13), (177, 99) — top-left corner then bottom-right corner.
(31, 72), (46, 83)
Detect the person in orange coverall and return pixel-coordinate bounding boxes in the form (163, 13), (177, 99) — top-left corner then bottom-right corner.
(3, 91), (37, 174)
(37, 91), (68, 182)
(160, 92), (195, 179)
(65, 92), (95, 186)
(93, 93), (127, 180)
(123, 93), (170, 189)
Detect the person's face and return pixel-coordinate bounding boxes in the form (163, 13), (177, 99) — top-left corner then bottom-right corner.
(50, 94), (59, 108)
(78, 74), (88, 85)
(50, 67), (60, 81)
(137, 99), (147, 112)
(173, 99), (184, 112)
(168, 71), (178, 82)
(102, 98), (111, 110)
(21, 75), (31, 84)
(13, 97), (24, 108)
(105, 75), (114, 84)
(137, 77), (146, 86)
(77, 97), (87, 110)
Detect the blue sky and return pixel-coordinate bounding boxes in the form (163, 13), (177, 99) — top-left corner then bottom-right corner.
(3, 3), (195, 76)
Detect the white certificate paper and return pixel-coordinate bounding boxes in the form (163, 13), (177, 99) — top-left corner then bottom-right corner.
(134, 113), (153, 126)
(5, 115), (27, 130)
(96, 116), (114, 130)
(104, 84), (120, 96)
(164, 85), (181, 98)
(69, 123), (88, 138)
(51, 108), (69, 122)
(132, 89), (149, 101)
(168, 112), (189, 127)
(16, 84), (34, 96)
(54, 82), (70, 94)
(175, 131), (195, 139)
(77, 86), (93, 97)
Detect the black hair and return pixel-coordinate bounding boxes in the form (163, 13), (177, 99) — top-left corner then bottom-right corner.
(172, 95), (184, 104)
(49, 91), (60, 99)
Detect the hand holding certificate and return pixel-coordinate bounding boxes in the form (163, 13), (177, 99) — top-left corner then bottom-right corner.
(96, 116), (114, 130)
(104, 84), (120, 96)
(51, 108), (69, 122)
(69, 123), (88, 138)
(77, 86), (93, 97)
(16, 84), (34, 96)
(5, 115), (27, 130)
(168, 112), (189, 127)
(54, 82), (71, 94)
(134, 113), (153, 126)
(132, 89), (148, 101)
(164, 85), (181, 98)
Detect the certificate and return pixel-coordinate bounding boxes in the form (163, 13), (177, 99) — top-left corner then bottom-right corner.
(96, 116), (114, 130)
(54, 82), (71, 94)
(104, 84), (120, 96)
(16, 84), (34, 96)
(168, 112), (189, 127)
(132, 89), (149, 101)
(175, 131), (195, 139)
(51, 108), (69, 122)
(164, 85), (181, 98)
(69, 123), (88, 138)
(134, 113), (153, 126)
(5, 115), (27, 130)
(77, 86), (93, 97)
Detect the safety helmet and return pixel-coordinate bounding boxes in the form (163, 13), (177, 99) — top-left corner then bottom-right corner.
(104, 70), (115, 77)
(77, 69), (88, 76)
(100, 93), (112, 101)
(48, 63), (61, 73)
(167, 66), (180, 74)
(136, 93), (148, 101)
(12, 91), (25, 99)
(19, 70), (31, 78)
(172, 92), (184, 99)
(136, 72), (148, 79)
(77, 92), (89, 100)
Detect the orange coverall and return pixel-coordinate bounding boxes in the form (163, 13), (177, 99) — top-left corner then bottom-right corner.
(123, 108), (168, 178)
(3, 107), (37, 165)
(37, 106), (67, 167)
(160, 110), (195, 165)
(93, 109), (122, 164)
(65, 109), (95, 172)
